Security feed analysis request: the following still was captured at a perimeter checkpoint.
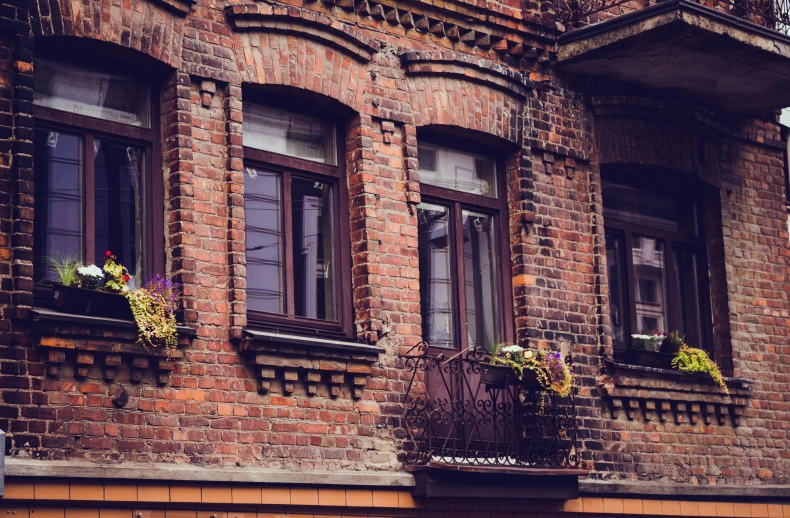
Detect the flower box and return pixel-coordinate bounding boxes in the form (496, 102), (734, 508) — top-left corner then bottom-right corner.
(52, 283), (133, 320)
(623, 349), (675, 370)
(480, 364), (543, 390)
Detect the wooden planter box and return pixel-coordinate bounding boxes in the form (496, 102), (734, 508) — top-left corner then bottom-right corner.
(624, 349), (675, 370)
(52, 283), (133, 320)
(480, 364), (543, 391)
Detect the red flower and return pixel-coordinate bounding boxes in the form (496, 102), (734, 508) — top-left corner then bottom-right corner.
(105, 250), (112, 258)
(123, 274), (130, 282)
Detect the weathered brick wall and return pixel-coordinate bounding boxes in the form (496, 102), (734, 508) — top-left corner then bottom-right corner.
(0, 0), (787, 486)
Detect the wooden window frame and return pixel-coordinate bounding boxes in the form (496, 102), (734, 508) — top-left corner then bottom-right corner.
(32, 84), (164, 297)
(417, 139), (514, 353)
(242, 123), (353, 340)
(604, 182), (714, 356)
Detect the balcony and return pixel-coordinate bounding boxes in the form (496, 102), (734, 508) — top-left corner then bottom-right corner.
(401, 345), (585, 499)
(555, 0), (790, 113)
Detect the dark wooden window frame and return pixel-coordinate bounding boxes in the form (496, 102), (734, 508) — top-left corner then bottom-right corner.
(32, 85), (164, 295)
(242, 125), (353, 340)
(604, 182), (714, 356)
(418, 140), (514, 353)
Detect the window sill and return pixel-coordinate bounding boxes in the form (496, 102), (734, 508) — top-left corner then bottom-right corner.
(240, 328), (383, 398)
(33, 307), (195, 384)
(600, 358), (752, 426)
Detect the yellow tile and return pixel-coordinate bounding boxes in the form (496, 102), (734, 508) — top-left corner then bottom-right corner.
(290, 488), (319, 506)
(258, 513), (288, 518)
(699, 502), (718, 517)
(603, 498), (624, 514)
(643, 499), (663, 515)
(372, 490), (399, 508)
(662, 500), (681, 516)
(137, 485), (169, 503)
(227, 513), (259, 518)
(198, 513), (227, 518)
(681, 501), (700, 517)
(69, 483), (104, 501)
(169, 485), (201, 503)
(562, 498), (583, 513)
(0, 507), (29, 518)
(164, 512), (197, 518)
(582, 497), (604, 513)
(201, 486), (232, 504)
(5, 482), (35, 499)
(623, 499), (644, 515)
(768, 504), (783, 518)
(261, 488), (291, 505)
(104, 484), (137, 502)
(783, 505), (790, 518)
(67, 508), (99, 518)
(99, 510), (133, 518)
(734, 503), (753, 517)
(397, 491), (421, 509)
(752, 504), (770, 518)
(345, 489), (373, 507)
(35, 482), (69, 500)
(134, 511), (166, 518)
(717, 502), (736, 517)
(318, 489), (346, 507)
(231, 486), (261, 505)
(29, 508), (65, 518)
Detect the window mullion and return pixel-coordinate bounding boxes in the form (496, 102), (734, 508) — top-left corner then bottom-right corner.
(283, 171), (296, 317)
(452, 201), (469, 351)
(84, 134), (95, 265)
(665, 240), (680, 335)
(623, 231), (638, 341)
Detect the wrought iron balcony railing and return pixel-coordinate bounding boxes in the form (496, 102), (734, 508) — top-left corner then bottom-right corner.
(401, 344), (580, 470)
(557, 0), (790, 33)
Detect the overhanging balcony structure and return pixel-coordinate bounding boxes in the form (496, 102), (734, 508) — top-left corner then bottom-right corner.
(556, 0), (790, 113)
(401, 344), (585, 499)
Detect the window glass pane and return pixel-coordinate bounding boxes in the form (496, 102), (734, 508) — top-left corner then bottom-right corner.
(34, 130), (82, 282)
(418, 203), (454, 348)
(673, 247), (705, 349)
(292, 177), (336, 320)
(605, 232), (626, 349)
(243, 103), (336, 165)
(34, 59), (149, 127)
(245, 167), (284, 313)
(94, 139), (144, 289)
(603, 181), (696, 235)
(418, 143), (497, 197)
(632, 235), (669, 334)
(462, 210), (499, 351)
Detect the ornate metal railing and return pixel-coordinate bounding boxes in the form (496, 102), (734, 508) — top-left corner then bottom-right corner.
(401, 344), (580, 469)
(557, 0), (790, 34)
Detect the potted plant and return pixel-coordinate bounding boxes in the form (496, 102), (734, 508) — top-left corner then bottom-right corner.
(126, 275), (180, 354)
(628, 332), (675, 369)
(486, 344), (574, 397)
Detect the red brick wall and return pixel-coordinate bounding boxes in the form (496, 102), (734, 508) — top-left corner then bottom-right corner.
(0, 0), (787, 486)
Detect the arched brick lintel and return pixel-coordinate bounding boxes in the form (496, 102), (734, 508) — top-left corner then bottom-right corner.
(28, 0), (188, 69)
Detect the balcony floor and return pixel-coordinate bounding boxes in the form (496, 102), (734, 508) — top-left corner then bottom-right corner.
(556, 0), (790, 113)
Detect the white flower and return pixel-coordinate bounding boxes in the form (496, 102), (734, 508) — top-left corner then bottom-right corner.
(77, 264), (104, 279)
(501, 345), (524, 353)
(524, 350), (534, 359)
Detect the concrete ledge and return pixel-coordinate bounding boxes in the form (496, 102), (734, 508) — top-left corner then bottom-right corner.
(580, 479), (790, 500)
(5, 459), (416, 488)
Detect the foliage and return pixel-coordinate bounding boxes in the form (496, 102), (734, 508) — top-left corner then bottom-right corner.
(102, 250), (131, 293)
(490, 344), (574, 398)
(47, 252), (81, 287)
(76, 264), (104, 289)
(672, 345), (729, 393)
(125, 275), (180, 352)
(661, 330), (686, 354)
(631, 333), (664, 352)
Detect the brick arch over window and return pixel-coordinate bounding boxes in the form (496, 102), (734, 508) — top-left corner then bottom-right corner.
(226, 4), (378, 114)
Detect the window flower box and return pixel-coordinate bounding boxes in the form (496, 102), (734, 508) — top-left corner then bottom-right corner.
(51, 283), (133, 320)
(480, 364), (542, 390)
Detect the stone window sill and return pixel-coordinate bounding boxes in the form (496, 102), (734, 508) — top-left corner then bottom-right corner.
(600, 358), (752, 426)
(33, 307), (195, 385)
(240, 328), (383, 398)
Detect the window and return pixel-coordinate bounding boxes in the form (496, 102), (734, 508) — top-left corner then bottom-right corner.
(417, 140), (511, 351)
(33, 58), (162, 290)
(242, 100), (351, 337)
(603, 180), (713, 354)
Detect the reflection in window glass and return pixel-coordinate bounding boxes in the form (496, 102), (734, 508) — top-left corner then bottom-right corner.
(292, 178), (336, 320)
(34, 59), (149, 127)
(245, 168), (284, 314)
(417, 203), (454, 348)
(605, 232), (626, 349)
(603, 181), (696, 235)
(673, 247), (704, 349)
(94, 139), (144, 289)
(632, 235), (668, 334)
(243, 103), (336, 165)
(33, 130), (83, 282)
(462, 210), (499, 351)
(418, 143), (497, 197)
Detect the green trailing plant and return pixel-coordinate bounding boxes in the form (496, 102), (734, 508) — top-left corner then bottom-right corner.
(47, 252), (81, 287)
(661, 330), (686, 355)
(125, 275), (180, 353)
(490, 344), (574, 398)
(672, 345), (728, 393)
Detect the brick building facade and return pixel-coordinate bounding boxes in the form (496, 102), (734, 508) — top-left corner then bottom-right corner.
(1, 0), (790, 512)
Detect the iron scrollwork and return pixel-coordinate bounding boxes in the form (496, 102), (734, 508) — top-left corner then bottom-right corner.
(401, 343), (580, 469)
